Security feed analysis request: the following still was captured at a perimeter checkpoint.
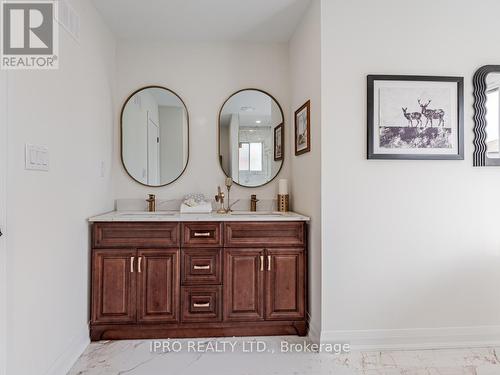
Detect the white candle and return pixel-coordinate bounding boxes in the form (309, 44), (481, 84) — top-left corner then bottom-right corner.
(278, 179), (288, 195)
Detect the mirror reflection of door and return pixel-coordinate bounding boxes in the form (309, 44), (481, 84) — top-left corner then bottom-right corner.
(121, 86), (189, 187)
(219, 89), (284, 187)
(486, 73), (500, 158)
(147, 112), (160, 185)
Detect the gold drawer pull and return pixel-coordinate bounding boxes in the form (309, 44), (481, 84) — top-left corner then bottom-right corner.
(193, 265), (210, 270)
(193, 302), (210, 308)
(193, 232), (211, 237)
(260, 255), (264, 271)
(130, 257), (135, 273)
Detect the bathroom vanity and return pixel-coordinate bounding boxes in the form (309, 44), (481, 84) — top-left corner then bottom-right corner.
(88, 211), (309, 341)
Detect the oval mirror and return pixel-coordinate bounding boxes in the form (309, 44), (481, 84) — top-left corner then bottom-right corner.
(218, 89), (284, 187)
(121, 86), (189, 186)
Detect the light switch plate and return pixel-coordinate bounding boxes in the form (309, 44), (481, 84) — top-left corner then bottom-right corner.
(25, 144), (49, 171)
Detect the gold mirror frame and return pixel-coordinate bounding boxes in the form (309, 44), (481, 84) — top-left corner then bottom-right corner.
(120, 85), (190, 187)
(217, 88), (285, 188)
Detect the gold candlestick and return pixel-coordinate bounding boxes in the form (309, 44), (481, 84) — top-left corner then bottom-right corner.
(225, 177), (233, 212)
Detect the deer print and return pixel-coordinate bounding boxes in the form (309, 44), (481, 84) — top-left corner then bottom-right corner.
(418, 99), (445, 127)
(402, 107), (422, 127)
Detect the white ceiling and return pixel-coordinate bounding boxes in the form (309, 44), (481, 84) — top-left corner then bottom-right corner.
(222, 90), (272, 116)
(148, 88), (184, 107)
(92, 0), (312, 42)
(220, 90), (282, 127)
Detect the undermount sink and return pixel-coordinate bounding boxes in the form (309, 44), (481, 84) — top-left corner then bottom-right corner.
(230, 211), (283, 217)
(117, 211), (177, 217)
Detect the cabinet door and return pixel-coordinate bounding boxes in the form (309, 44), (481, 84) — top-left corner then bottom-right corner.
(92, 249), (137, 324)
(224, 248), (264, 321)
(265, 248), (305, 320)
(137, 249), (179, 323)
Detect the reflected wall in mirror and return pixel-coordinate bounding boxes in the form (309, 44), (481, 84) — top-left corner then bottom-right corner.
(121, 86), (189, 186)
(473, 66), (500, 166)
(486, 73), (500, 158)
(218, 89), (284, 187)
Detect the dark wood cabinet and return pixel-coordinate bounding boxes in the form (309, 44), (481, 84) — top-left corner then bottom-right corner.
(91, 248), (179, 328)
(224, 247), (305, 323)
(265, 248), (305, 320)
(224, 248), (264, 321)
(90, 220), (307, 340)
(92, 249), (137, 324)
(137, 249), (179, 323)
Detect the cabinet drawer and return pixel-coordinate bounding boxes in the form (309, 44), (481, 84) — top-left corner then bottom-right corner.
(181, 248), (222, 285)
(93, 223), (179, 248)
(182, 222), (222, 247)
(224, 222), (305, 247)
(181, 286), (222, 322)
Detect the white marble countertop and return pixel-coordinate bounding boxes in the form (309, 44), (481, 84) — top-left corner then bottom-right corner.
(88, 210), (310, 222)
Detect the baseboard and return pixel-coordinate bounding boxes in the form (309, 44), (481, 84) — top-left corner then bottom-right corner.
(43, 329), (89, 375)
(320, 326), (500, 350)
(306, 313), (321, 344)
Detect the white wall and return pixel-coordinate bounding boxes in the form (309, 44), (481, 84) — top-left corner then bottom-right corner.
(114, 41), (290, 202)
(0, 69), (7, 375)
(321, 0), (500, 348)
(289, 0), (322, 343)
(6, 0), (116, 373)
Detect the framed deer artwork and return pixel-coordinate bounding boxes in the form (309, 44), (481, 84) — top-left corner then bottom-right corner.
(367, 75), (464, 160)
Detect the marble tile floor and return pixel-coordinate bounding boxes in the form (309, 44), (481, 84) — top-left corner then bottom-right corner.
(68, 336), (500, 375)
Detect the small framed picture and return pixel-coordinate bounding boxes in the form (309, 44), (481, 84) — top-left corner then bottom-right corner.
(367, 75), (464, 160)
(274, 123), (284, 161)
(295, 100), (311, 155)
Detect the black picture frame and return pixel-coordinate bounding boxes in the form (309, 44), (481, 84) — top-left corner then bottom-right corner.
(367, 75), (464, 160)
(295, 100), (311, 156)
(274, 123), (284, 161)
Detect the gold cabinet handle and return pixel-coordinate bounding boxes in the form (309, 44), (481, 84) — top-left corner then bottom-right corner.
(130, 257), (135, 273)
(193, 232), (211, 237)
(138, 256), (142, 273)
(193, 265), (210, 270)
(193, 302), (210, 308)
(260, 255), (264, 271)
(267, 255), (271, 271)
